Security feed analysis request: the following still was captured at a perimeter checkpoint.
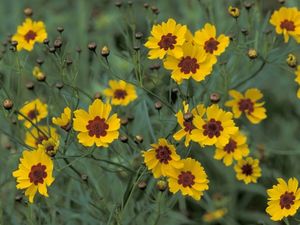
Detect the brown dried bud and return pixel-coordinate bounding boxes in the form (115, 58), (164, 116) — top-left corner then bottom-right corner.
(88, 42), (97, 52)
(151, 6), (159, 14)
(278, 0), (285, 4)
(5, 143), (12, 150)
(9, 46), (16, 52)
(65, 58), (73, 66)
(154, 101), (162, 110)
(149, 63), (160, 70)
(244, 1), (253, 10)
(210, 92), (221, 103)
(241, 28), (248, 36)
(36, 58), (44, 65)
(26, 81), (34, 90)
(43, 39), (50, 45)
(93, 92), (102, 100)
(133, 45), (140, 51)
(144, 3), (149, 9)
(11, 40), (18, 47)
(49, 47), (56, 53)
(135, 32), (143, 39)
(134, 135), (143, 144)
(101, 46), (110, 57)
(76, 47), (82, 54)
(138, 181), (147, 190)
(3, 99), (13, 110)
(119, 135), (128, 143)
(24, 7), (33, 17)
(156, 180), (167, 191)
(121, 117), (129, 126)
(128, 1), (133, 6)
(81, 174), (88, 182)
(54, 39), (63, 49)
(183, 112), (193, 122)
(115, 1), (122, 8)
(55, 82), (64, 89)
(15, 194), (23, 202)
(127, 114), (134, 121)
(57, 26), (64, 33)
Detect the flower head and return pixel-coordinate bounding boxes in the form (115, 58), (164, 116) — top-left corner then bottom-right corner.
(12, 148), (54, 203)
(168, 158), (209, 200)
(173, 102), (205, 147)
(25, 126), (59, 149)
(164, 43), (216, 84)
(270, 7), (300, 43)
(38, 137), (60, 157)
(234, 157), (261, 184)
(52, 107), (72, 131)
(266, 178), (300, 221)
(32, 66), (46, 81)
(12, 18), (47, 51)
(194, 23), (230, 57)
(214, 131), (249, 166)
(225, 89), (267, 124)
(18, 99), (48, 128)
(190, 104), (238, 147)
(103, 80), (137, 106)
(73, 99), (120, 147)
(228, 6), (240, 18)
(144, 18), (187, 59)
(143, 138), (183, 178)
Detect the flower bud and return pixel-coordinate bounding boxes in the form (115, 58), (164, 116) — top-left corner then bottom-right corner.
(26, 81), (34, 90)
(286, 53), (297, 68)
(43, 38), (50, 45)
(115, 1), (122, 7)
(135, 32), (143, 39)
(228, 6), (240, 18)
(248, 48), (257, 59)
(119, 135), (128, 143)
(154, 101), (162, 110)
(210, 92), (221, 103)
(183, 112), (193, 122)
(88, 42), (97, 52)
(57, 26), (64, 33)
(93, 92), (102, 100)
(3, 99), (13, 110)
(143, 3), (149, 9)
(138, 180), (147, 190)
(54, 39), (63, 49)
(24, 7), (33, 17)
(121, 117), (129, 126)
(11, 40), (18, 47)
(81, 174), (88, 182)
(278, 0), (285, 4)
(134, 135), (143, 144)
(49, 47), (56, 53)
(101, 46), (110, 57)
(244, 2), (253, 10)
(55, 82), (64, 89)
(156, 180), (167, 191)
(36, 58), (44, 65)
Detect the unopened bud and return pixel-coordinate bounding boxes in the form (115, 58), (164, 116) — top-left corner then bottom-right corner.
(154, 101), (162, 110)
(183, 112), (193, 122)
(119, 135), (128, 143)
(3, 99), (13, 110)
(156, 180), (167, 191)
(101, 46), (110, 57)
(134, 135), (143, 144)
(24, 7), (33, 17)
(210, 93), (221, 103)
(138, 180), (147, 190)
(88, 42), (97, 52)
(287, 53), (297, 68)
(228, 6), (240, 18)
(248, 48), (257, 59)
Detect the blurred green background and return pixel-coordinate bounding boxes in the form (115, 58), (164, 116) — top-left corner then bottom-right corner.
(1, 0), (300, 224)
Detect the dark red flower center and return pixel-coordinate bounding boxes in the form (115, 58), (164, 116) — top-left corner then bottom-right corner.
(29, 163), (47, 185)
(24, 30), (37, 42)
(224, 139), (237, 153)
(27, 109), (39, 120)
(183, 120), (195, 133)
(155, 145), (172, 164)
(178, 171), (195, 188)
(241, 164), (253, 176)
(178, 56), (199, 74)
(36, 134), (48, 146)
(203, 119), (223, 138)
(204, 37), (220, 54)
(158, 33), (177, 50)
(86, 116), (109, 138)
(114, 89), (127, 100)
(280, 191), (296, 209)
(280, 20), (296, 31)
(238, 98), (254, 114)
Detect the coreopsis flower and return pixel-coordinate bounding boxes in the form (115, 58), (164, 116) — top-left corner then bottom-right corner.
(225, 89), (267, 124)
(11, 18), (47, 51)
(270, 7), (300, 43)
(294, 66), (300, 98)
(73, 99), (120, 147)
(38, 137), (60, 157)
(164, 43), (216, 84)
(144, 18), (187, 59)
(25, 126), (59, 149)
(190, 104), (238, 147)
(168, 158), (209, 200)
(266, 178), (300, 221)
(214, 131), (249, 166)
(18, 99), (48, 128)
(143, 138), (183, 178)
(234, 157), (261, 184)
(194, 23), (230, 57)
(287, 53), (297, 68)
(202, 208), (227, 222)
(103, 80), (138, 106)
(52, 107), (72, 131)
(12, 148), (54, 203)
(173, 102), (205, 147)
(228, 6), (240, 18)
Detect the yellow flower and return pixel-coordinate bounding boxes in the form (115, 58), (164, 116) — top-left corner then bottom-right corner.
(18, 99), (48, 128)
(194, 23), (230, 57)
(103, 80), (137, 106)
(164, 43), (216, 84)
(228, 6), (240, 18)
(144, 18), (187, 59)
(225, 89), (267, 124)
(270, 7), (300, 43)
(266, 178), (300, 221)
(202, 208), (227, 222)
(12, 148), (54, 203)
(12, 18), (47, 51)
(287, 53), (297, 68)
(32, 66), (46, 81)
(214, 131), (249, 166)
(52, 107), (72, 131)
(25, 126), (59, 149)
(143, 138), (183, 178)
(168, 158), (209, 200)
(173, 102), (205, 147)
(190, 104), (238, 147)
(73, 99), (120, 147)
(234, 157), (261, 184)
(38, 137), (60, 157)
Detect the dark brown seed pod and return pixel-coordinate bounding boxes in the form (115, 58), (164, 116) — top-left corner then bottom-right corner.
(88, 42), (97, 52)
(119, 135), (128, 143)
(54, 39), (63, 49)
